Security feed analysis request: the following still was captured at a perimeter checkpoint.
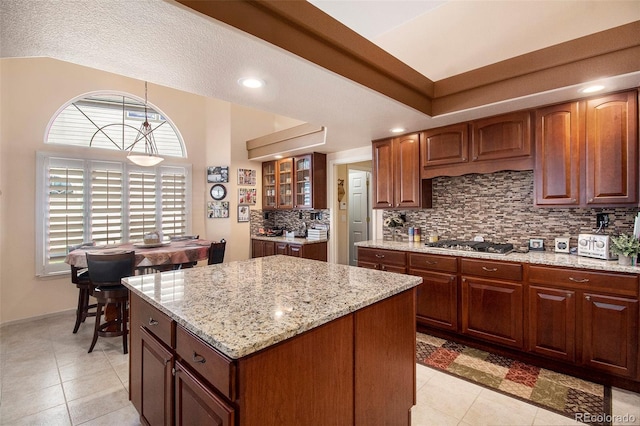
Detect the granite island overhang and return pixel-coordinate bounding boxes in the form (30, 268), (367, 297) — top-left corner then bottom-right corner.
(123, 255), (422, 425)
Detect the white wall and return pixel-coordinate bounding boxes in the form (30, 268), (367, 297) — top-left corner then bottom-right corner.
(0, 58), (293, 324)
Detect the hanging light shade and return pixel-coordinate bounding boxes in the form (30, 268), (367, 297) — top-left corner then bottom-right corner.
(127, 82), (164, 167)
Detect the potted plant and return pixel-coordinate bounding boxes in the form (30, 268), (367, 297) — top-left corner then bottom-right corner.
(384, 214), (406, 241)
(610, 233), (640, 266)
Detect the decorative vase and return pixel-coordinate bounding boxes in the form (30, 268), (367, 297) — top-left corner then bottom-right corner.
(618, 255), (632, 266)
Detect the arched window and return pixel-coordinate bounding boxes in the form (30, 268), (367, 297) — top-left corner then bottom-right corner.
(46, 92), (186, 158)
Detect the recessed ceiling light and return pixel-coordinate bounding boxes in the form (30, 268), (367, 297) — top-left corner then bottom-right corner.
(390, 127), (405, 133)
(274, 155), (283, 159)
(580, 85), (605, 94)
(238, 77), (265, 89)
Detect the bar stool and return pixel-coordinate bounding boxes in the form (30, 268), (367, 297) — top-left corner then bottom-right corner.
(85, 251), (135, 354)
(71, 265), (97, 333)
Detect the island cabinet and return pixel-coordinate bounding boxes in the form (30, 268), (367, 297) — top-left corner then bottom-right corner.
(420, 111), (533, 179)
(528, 265), (639, 379)
(128, 277), (419, 425)
(262, 153), (327, 210)
(460, 258), (524, 349)
(357, 247), (407, 274)
(534, 90), (638, 207)
(407, 253), (458, 332)
(372, 133), (432, 210)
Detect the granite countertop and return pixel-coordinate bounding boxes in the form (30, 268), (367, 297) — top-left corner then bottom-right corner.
(122, 255), (421, 359)
(251, 235), (328, 244)
(355, 240), (640, 274)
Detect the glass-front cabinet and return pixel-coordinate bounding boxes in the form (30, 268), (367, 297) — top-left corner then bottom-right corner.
(262, 153), (326, 210)
(295, 155), (312, 209)
(262, 161), (277, 210)
(277, 158), (294, 209)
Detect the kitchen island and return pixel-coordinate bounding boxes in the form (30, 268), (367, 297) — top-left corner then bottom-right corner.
(123, 255), (422, 425)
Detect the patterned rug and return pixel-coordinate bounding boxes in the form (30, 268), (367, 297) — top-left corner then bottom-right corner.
(416, 332), (612, 426)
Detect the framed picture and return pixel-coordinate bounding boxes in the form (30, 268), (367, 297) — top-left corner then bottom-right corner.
(238, 168), (256, 186)
(207, 166), (229, 183)
(207, 201), (229, 219)
(238, 188), (257, 205)
(238, 205), (250, 223)
(529, 238), (544, 251)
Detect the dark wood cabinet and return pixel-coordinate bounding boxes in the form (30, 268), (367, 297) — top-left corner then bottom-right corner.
(528, 285), (576, 362)
(535, 90), (638, 207)
(251, 239), (275, 258)
(421, 111), (533, 179)
(534, 101), (581, 206)
(373, 134), (430, 209)
(585, 92), (638, 206)
(408, 253), (458, 332)
(357, 247), (407, 273)
(582, 293), (638, 378)
(253, 239), (327, 261)
(139, 327), (174, 426)
(262, 153), (326, 210)
(421, 123), (469, 167)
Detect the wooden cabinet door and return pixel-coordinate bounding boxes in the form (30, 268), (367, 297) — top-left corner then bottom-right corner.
(288, 244), (303, 257)
(252, 240), (275, 258)
(294, 155), (312, 209)
(471, 111), (532, 162)
(372, 139), (394, 209)
(585, 91), (638, 206)
(275, 242), (288, 255)
(174, 360), (235, 426)
(262, 161), (277, 210)
(411, 269), (458, 332)
(394, 133), (421, 208)
(461, 276), (524, 349)
(534, 102), (581, 206)
(140, 327), (173, 426)
(276, 158), (294, 209)
(263, 241), (275, 257)
(582, 293), (638, 378)
(527, 286), (576, 362)
(421, 123), (469, 167)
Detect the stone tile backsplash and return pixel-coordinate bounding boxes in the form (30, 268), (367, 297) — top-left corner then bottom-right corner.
(250, 209), (331, 237)
(383, 170), (638, 249)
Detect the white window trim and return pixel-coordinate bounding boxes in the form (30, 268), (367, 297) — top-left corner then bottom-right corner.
(35, 151), (192, 277)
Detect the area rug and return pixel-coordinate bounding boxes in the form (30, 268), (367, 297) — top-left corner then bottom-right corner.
(416, 332), (612, 426)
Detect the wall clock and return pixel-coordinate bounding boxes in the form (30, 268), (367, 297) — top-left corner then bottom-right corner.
(210, 184), (227, 200)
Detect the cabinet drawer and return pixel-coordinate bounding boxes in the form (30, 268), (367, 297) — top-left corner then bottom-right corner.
(357, 248), (406, 266)
(461, 258), (522, 281)
(132, 295), (175, 348)
(529, 265), (638, 297)
(176, 326), (236, 400)
(409, 253), (457, 273)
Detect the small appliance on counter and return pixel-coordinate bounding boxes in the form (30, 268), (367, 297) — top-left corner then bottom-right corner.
(577, 233), (616, 260)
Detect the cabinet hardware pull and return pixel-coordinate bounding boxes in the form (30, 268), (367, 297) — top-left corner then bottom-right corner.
(381, 265), (387, 271)
(585, 295), (591, 301)
(424, 260), (437, 265)
(588, 198), (594, 203)
(481, 267), (498, 272)
(571, 198), (576, 203)
(450, 276), (455, 282)
(149, 318), (159, 326)
(375, 254), (385, 258)
(388, 203), (392, 207)
(193, 352), (206, 364)
(569, 277), (589, 283)
(566, 293), (572, 298)
(396, 203), (400, 207)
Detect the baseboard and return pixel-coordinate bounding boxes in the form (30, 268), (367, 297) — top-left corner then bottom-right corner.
(0, 308), (75, 329)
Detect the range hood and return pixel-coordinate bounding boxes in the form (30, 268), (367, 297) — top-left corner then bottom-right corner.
(246, 123), (327, 160)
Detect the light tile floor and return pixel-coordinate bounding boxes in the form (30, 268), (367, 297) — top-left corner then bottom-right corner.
(1, 311), (639, 425)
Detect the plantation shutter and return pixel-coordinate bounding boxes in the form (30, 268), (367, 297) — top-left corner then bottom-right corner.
(90, 162), (123, 245)
(161, 167), (187, 239)
(128, 169), (157, 241)
(46, 159), (86, 270)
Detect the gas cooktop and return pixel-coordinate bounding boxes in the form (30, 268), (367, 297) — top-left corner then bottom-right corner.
(424, 240), (514, 254)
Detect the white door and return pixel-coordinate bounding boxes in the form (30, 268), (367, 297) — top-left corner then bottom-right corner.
(349, 170), (370, 266)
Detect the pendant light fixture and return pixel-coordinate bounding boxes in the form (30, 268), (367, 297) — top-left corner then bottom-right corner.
(127, 82), (164, 167)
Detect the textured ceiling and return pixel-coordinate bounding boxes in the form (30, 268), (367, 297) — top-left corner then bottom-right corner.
(1, 0), (639, 158)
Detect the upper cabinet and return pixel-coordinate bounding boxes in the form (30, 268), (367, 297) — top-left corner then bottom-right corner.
(535, 90), (638, 207)
(262, 153), (326, 210)
(373, 133), (432, 209)
(421, 111), (533, 179)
